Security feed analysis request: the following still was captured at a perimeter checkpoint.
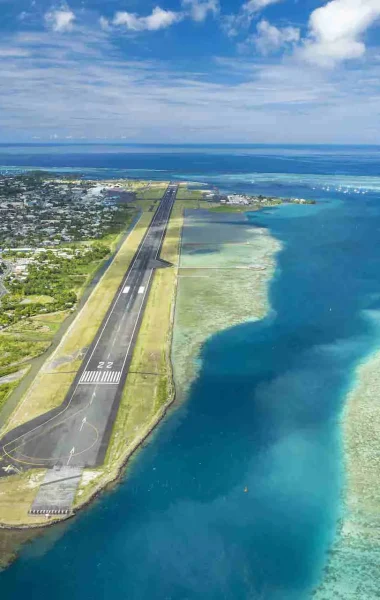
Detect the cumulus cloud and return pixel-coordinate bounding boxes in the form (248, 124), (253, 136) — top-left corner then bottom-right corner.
(243, 0), (283, 12)
(223, 0), (283, 37)
(99, 16), (111, 31)
(182, 0), (220, 22)
(302, 0), (380, 67)
(252, 19), (300, 54)
(45, 6), (76, 32)
(112, 6), (183, 32)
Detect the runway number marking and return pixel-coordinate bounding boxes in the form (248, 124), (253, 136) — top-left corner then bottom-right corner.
(79, 370), (121, 385)
(97, 361), (114, 369)
(67, 447), (75, 465)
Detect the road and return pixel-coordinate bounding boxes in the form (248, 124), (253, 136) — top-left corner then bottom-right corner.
(0, 259), (11, 298)
(0, 184), (178, 473)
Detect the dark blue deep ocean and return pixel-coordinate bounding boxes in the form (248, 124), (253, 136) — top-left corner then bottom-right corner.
(1, 145), (380, 599)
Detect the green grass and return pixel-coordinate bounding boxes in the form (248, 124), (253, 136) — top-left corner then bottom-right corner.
(6, 311), (68, 336)
(0, 381), (18, 411)
(176, 187), (205, 200)
(19, 295), (54, 305)
(136, 185), (167, 201)
(0, 335), (50, 371)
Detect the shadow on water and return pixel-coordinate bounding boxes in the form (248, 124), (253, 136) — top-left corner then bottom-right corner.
(2, 193), (380, 600)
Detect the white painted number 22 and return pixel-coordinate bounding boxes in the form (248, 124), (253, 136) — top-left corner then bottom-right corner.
(97, 361), (114, 369)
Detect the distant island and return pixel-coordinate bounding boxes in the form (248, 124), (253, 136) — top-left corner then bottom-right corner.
(205, 191), (315, 211)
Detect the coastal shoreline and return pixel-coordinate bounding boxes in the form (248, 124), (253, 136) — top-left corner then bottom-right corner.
(172, 209), (282, 399)
(314, 348), (380, 598)
(0, 200), (281, 542)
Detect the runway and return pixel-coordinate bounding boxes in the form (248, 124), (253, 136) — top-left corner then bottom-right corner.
(0, 184), (178, 473)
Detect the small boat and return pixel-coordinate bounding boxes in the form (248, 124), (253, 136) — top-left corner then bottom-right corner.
(244, 487), (248, 493)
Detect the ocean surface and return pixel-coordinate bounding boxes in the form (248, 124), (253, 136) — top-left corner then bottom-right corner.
(1, 144), (380, 599)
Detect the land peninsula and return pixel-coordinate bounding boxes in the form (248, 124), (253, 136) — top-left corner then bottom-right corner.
(0, 172), (312, 540)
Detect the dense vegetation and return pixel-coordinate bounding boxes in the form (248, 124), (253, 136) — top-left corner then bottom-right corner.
(0, 244), (109, 328)
(0, 381), (18, 411)
(0, 335), (49, 374)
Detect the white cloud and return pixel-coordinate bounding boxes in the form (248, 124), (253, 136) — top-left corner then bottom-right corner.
(243, 0), (283, 12)
(112, 6), (183, 32)
(1, 27), (380, 143)
(252, 19), (300, 54)
(182, 0), (220, 22)
(0, 47), (30, 57)
(45, 6), (76, 32)
(223, 0), (283, 37)
(302, 0), (380, 67)
(99, 16), (111, 31)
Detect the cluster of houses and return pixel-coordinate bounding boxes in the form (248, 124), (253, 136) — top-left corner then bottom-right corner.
(6, 247), (93, 283)
(220, 193), (313, 206)
(221, 194), (280, 205)
(0, 175), (125, 249)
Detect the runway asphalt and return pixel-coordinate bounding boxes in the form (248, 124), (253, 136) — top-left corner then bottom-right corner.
(0, 184), (178, 474)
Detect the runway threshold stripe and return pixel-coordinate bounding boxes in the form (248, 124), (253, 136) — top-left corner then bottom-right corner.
(79, 370), (122, 385)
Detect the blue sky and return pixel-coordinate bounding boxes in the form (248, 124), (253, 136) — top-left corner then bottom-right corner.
(0, 0), (380, 143)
